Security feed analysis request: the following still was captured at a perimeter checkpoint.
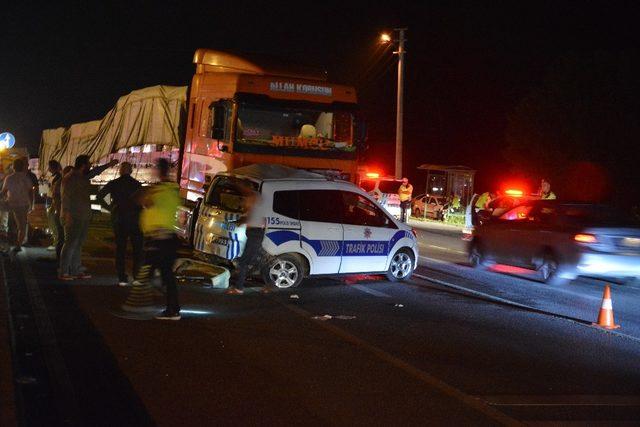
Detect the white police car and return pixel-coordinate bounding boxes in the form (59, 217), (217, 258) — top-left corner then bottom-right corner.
(359, 176), (403, 218)
(193, 164), (419, 288)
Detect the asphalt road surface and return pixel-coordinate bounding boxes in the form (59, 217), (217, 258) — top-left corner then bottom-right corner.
(1, 223), (640, 425)
(412, 219), (640, 339)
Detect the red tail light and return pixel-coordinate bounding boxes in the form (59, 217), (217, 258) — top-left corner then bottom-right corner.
(574, 233), (598, 244)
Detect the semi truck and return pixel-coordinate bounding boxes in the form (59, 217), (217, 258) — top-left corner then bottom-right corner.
(176, 49), (364, 242)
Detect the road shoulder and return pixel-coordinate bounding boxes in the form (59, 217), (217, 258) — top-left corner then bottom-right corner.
(0, 258), (17, 427)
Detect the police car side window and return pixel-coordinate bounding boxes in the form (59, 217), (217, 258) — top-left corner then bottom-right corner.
(299, 190), (343, 223)
(341, 192), (392, 228)
(273, 191), (299, 219)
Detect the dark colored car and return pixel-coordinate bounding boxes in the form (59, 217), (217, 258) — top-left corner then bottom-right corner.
(468, 200), (640, 284)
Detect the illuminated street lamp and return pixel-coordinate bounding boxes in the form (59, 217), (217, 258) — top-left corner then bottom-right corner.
(380, 28), (407, 179)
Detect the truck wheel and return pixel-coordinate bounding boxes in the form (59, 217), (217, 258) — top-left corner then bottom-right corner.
(386, 249), (414, 282)
(262, 254), (305, 288)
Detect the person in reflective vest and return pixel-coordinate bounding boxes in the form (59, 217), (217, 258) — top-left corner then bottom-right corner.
(540, 179), (557, 200)
(475, 192), (494, 210)
(398, 177), (413, 223)
(136, 158), (181, 320)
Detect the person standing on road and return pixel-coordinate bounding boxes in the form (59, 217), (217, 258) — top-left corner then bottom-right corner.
(225, 184), (268, 295)
(59, 155), (118, 280)
(51, 166), (73, 260)
(1, 159), (34, 252)
(398, 177), (413, 223)
(46, 160), (63, 251)
(96, 162), (143, 287)
(134, 158), (181, 320)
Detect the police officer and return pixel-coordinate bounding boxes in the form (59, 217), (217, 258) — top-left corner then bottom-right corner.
(398, 177), (413, 223)
(540, 179), (557, 200)
(475, 191), (494, 210)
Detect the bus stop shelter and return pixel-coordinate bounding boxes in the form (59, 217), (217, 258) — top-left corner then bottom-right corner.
(417, 164), (475, 205)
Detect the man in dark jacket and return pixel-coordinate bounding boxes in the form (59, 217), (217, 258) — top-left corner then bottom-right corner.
(96, 162), (143, 286)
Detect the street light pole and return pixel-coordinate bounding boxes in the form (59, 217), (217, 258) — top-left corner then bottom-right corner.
(394, 28), (407, 179)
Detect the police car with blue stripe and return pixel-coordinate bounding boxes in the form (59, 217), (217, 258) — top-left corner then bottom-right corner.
(193, 164), (419, 288)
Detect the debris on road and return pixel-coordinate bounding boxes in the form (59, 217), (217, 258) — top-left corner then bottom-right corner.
(312, 314), (356, 321)
(290, 294), (300, 299)
(394, 303), (404, 308)
(174, 258), (230, 288)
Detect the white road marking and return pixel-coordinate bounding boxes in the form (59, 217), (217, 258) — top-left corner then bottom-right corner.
(351, 285), (391, 298)
(419, 255), (451, 265)
(418, 243), (466, 255)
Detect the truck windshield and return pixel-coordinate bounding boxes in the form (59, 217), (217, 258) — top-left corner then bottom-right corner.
(235, 103), (354, 157)
(205, 176), (258, 213)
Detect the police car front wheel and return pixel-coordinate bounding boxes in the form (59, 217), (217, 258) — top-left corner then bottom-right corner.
(387, 249), (414, 282)
(262, 254), (306, 289)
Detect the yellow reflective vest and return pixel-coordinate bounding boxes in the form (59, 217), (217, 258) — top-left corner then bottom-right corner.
(398, 184), (413, 202)
(140, 181), (180, 234)
(541, 191), (557, 200)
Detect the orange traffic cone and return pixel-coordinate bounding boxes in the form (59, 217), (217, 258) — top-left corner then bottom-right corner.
(593, 285), (620, 329)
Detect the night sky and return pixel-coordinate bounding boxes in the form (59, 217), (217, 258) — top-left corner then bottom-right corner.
(2, 1), (639, 191)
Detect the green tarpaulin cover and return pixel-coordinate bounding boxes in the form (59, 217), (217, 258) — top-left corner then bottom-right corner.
(39, 85), (186, 173)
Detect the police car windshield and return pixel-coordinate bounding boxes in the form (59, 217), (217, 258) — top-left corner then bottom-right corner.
(205, 176), (258, 213)
(378, 180), (402, 194)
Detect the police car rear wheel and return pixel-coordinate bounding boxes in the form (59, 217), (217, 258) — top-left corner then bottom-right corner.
(263, 254), (305, 288)
(387, 249), (414, 282)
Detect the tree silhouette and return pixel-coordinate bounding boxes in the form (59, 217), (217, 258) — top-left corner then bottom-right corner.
(505, 52), (640, 206)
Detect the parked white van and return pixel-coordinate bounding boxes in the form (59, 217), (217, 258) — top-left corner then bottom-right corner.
(192, 164), (419, 288)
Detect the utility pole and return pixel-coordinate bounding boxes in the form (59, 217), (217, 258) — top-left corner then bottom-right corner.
(394, 28), (407, 179)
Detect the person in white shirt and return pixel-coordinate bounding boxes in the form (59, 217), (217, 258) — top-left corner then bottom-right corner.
(1, 159), (35, 251)
(226, 184), (268, 295)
